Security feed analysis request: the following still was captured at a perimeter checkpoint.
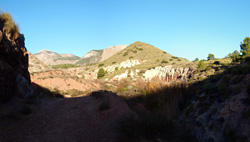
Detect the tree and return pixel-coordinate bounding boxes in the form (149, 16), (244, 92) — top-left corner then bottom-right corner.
(229, 50), (241, 62)
(97, 68), (105, 79)
(198, 60), (207, 70)
(193, 58), (199, 62)
(240, 37), (250, 55)
(207, 53), (215, 60)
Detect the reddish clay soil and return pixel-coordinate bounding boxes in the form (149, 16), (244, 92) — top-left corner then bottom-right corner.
(0, 92), (134, 142)
(30, 70), (101, 93)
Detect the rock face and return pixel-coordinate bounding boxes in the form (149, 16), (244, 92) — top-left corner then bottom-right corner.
(35, 49), (80, 65)
(28, 51), (50, 73)
(76, 45), (127, 65)
(76, 50), (103, 65)
(105, 59), (142, 72)
(0, 17), (33, 102)
(144, 65), (194, 81)
(101, 45), (127, 61)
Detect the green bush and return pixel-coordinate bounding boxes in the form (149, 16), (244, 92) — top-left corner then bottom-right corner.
(198, 60), (207, 70)
(123, 52), (129, 56)
(172, 56), (179, 59)
(112, 61), (116, 64)
(161, 59), (168, 64)
(129, 56), (134, 59)
(169, 59), (173, 61)
(52, 64), (79, 69)
(97, 68), (105, 79)
(98, 63), (104, 67)
(115, 67), (119, 71)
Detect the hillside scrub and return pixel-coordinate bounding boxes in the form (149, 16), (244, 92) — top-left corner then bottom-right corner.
(0, 12), (19, 39)
(97, 68), (105, 79)
(52, 64), (79, 69)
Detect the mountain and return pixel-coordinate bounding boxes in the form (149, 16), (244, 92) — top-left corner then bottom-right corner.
(28, 51), (50, 73)
(76, 50), (103, 65)
(78, 41), (192, 81)
(101, 41), (189, 66)
(76, 45), (127, 65)
(35, 49), (80, 65)
(101, 45), (127, 61)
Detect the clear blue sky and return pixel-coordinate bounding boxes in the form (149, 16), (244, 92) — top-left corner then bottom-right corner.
(1, 0), (249, 61)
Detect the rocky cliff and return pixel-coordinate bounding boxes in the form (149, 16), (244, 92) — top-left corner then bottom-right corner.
(143, 65), (194, 82)
(0, 12), (33, 103)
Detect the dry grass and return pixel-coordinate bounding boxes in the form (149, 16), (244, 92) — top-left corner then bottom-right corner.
(0, 12), (20, 39)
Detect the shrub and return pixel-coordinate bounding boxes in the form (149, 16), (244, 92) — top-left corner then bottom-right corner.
(0, 12), (20, 39)
(112, 61), (116, 64)
(52, 64), (79, 69)
(198, 60), (207, 70)
(177, 59), (181, 61)
(156, 59), (160, 62)
(123, 52), (129, 56)
(97, 68), (105, 79)
(115, 67), (119, 71)
(172, 56), (179, 59)
(214, 61), (220, 65)
(98, 63), (104, 67)
(136, 47), (143, 51)
(132, 50), (137, 53)
(169, 59), (173, 61)
(129, 56), (134, 59)
(161, 59), (168, 64)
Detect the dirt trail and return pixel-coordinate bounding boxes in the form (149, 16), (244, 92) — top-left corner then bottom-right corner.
(0, 92), (133, 142)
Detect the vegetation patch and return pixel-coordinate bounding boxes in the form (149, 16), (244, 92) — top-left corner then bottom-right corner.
(52, 64), (79, 69)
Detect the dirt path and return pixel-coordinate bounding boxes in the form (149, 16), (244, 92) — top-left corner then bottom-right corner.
(0, 92), (133, 142)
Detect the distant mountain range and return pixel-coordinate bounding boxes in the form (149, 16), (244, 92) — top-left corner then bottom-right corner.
(34, 49), (80, 65)
(34, 45), (127, 66)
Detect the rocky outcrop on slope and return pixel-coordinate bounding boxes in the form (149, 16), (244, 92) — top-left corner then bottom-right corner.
(144, 65), (194, 81)
(0, 15), (33, 102)
(35, 49), (80, 65)
(111, 65), (194, 82)
(104, 59), (142, 72)
(101, 45), (127, 61)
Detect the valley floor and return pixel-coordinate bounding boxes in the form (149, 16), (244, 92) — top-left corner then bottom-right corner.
(0, 92), (133, 142)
